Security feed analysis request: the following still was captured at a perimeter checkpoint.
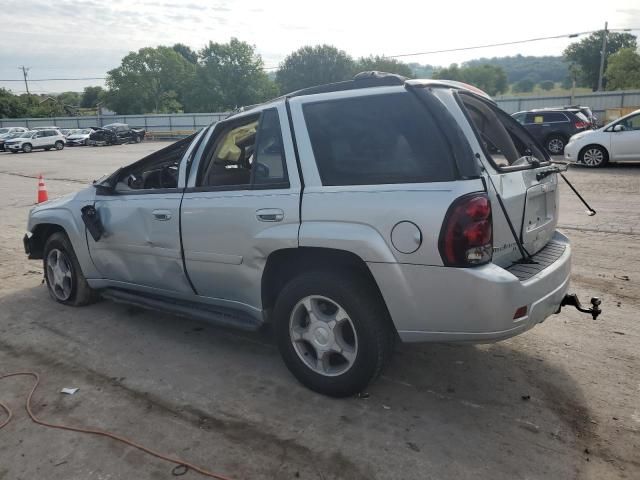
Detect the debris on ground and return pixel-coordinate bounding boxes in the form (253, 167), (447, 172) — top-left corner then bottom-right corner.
(521, 395), (531, 401)
(60, 387), (78, 395)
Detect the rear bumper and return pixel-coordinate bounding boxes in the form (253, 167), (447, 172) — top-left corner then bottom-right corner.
(369, 231), (572, 343)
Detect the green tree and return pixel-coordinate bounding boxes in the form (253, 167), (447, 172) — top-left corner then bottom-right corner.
(407, 62), (435, 78)
(0, 88), (28, 118)
(539, 80), (555, 91)
(56, 91), (81, 106)
(184, 38), (277, 112)
(564, 30), (637, 90)
(605, 48), (640, 90)
(173, 43), (199, 64)
(276, 45), (356, 93)
(80, 86), (105, 108)
(356, 56), (414, 78)
(105, 46), (195, 114)
(432, 63), (508, 96)
(512, 78), (535, 93)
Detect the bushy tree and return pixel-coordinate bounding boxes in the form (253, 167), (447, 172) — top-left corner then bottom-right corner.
(539, 80), (555, 91)
(276, 45), (355, 93)
(356, 56), (414, 78)
(432, 63), (508, 96)
(173, 43), (199, 64)
(512, 78), (535, 93)
(184, 38), (277, 112)
(564, 31), (637, 90)
(605, 48), (640, 90)
(56, 91), (81, 106)
(80, 86), (105, 108)
(105, 46), (196, 114)
(0, 88), (28, 118)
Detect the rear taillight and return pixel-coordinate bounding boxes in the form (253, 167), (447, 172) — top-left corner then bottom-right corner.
(439, 193), (493, 267)
(575, 121), (589, 129)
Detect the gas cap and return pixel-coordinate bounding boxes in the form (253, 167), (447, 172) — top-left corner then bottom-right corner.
(391, 221), (422, 254)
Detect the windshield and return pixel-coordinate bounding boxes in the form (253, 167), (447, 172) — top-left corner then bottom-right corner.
(0, 128), (9, 134)
(7, 132), (24, 138)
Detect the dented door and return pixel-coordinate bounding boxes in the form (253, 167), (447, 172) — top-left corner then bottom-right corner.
(88, 192), (193, 293)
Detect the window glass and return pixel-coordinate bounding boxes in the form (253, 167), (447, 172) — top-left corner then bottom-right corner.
(621, 114), (640, 131)
(303, 93), (456, 186)
(460, 93), (546, 168)
(253, 109), (287, 185)
(542, 112), (567, 123)
(199, 116), (259, 188)
(512, 113), (525, 124)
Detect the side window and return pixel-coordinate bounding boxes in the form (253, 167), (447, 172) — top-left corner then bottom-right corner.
(253, 109), (287, 186)
(303, 93), (456, 186)
(512, 113), (525, 124)
(36, 131), (46, 138)
(542, 112), (567, 123)
(199, 115), (259, 188)
(621, 114), (640, 131)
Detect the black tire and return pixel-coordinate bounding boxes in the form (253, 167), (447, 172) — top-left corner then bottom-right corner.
(579, 145), (609, 168)
(22, 143), (32, 153)
(273, 270), (394, 397)
(43, 232), (99, 306)
(55, 141), (64, 150)
(545, 134), (567, 155)
(135, 135), (142, 143)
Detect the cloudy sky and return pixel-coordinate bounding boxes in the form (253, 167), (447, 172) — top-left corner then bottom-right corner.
(1, 0), (638, 93)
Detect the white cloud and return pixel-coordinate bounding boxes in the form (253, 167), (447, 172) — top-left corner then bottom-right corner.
(0, 0), (638, 93)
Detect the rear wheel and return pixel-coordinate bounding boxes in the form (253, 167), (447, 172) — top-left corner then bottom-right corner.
(274, 270), (394, 397)
(545, 135), (566, 155)
(579, 145), (608, 168)
(43, 232), (98, 306)
(22, 143), (32, 153)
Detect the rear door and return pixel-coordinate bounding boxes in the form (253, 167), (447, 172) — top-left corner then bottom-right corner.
(457, 93), (559, 266)
(180, 104), (300, 310)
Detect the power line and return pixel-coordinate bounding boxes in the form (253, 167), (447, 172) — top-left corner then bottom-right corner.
(2, 27), (638, 81)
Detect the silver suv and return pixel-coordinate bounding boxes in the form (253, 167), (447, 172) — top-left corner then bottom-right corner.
(23, 73), (598, 397)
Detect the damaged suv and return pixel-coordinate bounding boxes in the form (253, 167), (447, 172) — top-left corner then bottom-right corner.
(23, 73), (601, 397)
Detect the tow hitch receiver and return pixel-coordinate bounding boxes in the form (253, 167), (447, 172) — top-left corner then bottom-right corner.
(559, 294), (602, 320)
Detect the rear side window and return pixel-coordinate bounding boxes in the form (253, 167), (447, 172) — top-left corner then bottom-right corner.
(303, 93), (457, 186)
(541, 112), (567, 123)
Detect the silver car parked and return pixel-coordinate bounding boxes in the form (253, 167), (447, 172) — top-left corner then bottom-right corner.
(23, 72), (600, 397)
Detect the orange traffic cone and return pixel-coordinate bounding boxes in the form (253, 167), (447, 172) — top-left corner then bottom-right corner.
(37, 175), (48, 204)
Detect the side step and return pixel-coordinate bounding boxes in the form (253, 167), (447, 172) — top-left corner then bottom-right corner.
(101, 288), (263, 331)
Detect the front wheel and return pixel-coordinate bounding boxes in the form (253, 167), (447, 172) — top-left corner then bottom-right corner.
(134, 135), (142, 143)
(22, 143), (32, 153)
(579, 145), (608, 168)
(43, 232), (98, 306)
(546, 135), (566, 155)
(55, 141), (64, 150)
(274, 271), (394, 397)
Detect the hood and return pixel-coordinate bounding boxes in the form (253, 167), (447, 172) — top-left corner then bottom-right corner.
(30, 185), (95, 214)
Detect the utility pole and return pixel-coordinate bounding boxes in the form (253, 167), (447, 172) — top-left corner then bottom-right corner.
(597, 22), (608, 91)
(19, 66), (31, 95)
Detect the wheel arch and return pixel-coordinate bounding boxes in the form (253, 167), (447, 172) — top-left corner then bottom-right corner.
(578, 143), (610, 162)
(28, 223), (66, 259)
(261, 247), (396, 333)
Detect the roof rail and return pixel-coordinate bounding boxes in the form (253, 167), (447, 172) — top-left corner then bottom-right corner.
(286, 71), (406, 98)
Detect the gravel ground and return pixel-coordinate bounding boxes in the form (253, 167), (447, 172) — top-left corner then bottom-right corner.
(0, 143), (638, 480)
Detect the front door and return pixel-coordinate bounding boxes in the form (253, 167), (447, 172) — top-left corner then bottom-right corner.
(610, 113), (640, 161)
(181, 106), (301, 311)
(87, 139), (195, 294)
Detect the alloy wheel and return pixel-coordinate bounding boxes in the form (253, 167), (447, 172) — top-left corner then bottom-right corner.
(46, 248), (73, 301)
(548, 138), (564, 154)
(289, 295), (358, 377)
(582, 148), (604, 167)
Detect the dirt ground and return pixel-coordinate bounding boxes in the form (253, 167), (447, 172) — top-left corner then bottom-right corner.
(0, 143), (638, 480)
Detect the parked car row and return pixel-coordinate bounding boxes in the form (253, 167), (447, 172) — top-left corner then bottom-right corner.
(0, 123), (147, 154)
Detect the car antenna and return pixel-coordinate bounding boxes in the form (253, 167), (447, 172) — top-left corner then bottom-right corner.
(476, 153), (536, 265)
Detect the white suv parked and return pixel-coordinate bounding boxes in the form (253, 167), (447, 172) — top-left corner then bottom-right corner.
(4, 129), (66, 153)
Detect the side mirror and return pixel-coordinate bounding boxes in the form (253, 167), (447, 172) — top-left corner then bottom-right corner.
(613, 124), (625, 132)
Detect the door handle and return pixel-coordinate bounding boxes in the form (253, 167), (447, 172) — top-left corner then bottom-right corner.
(152, 209), (172, 221)
(256, 208), (284, 222)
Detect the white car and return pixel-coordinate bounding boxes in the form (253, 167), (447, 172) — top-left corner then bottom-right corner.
(3, 129), (66, 153)
(564, 109), (640, 167)
(65, 128), (94, 146)
(0, 127), (28, 137)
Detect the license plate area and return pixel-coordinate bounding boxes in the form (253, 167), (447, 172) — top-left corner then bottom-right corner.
(521, 182), (557, 252)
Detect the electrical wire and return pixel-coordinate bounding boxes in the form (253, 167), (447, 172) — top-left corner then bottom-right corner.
(0, 371), (234, 480)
